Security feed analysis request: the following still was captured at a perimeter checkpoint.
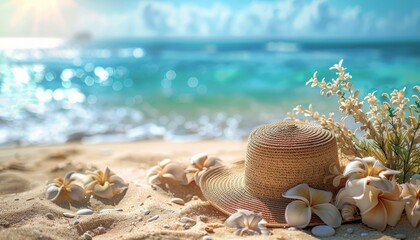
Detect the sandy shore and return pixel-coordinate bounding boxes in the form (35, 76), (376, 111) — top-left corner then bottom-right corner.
(0, 141), (418, 240)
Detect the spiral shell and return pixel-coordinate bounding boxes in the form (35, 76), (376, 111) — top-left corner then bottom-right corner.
(341, 204), (359, 222)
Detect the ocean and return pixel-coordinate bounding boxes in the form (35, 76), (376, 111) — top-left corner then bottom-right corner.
(0, 38), (419, 147)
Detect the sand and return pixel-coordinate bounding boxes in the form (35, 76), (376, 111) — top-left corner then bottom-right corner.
(0, 140), (418, 240)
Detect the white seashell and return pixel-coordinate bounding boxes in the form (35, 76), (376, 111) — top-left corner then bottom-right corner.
(147, 215), (159, 222)
(63, 212), (76, 218)
(100, 208), (123, 213)
(171, 198), (185, 205)
(82, 232), (92, 240)
(311, 225), (335, 237)
(341, 204), (359, 221)
(180, 217), (195, 223)
(76, 209), (94, 215)
(393, 233), (406, 239)
(346, 227), (354, 234)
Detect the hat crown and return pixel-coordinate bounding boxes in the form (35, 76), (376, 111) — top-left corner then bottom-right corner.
(244, 122), (338, 198)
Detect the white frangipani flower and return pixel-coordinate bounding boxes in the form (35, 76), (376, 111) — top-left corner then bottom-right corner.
(401, 174), (420, 227)
(282, 183), (341, 228)
(224, 209), (270, 236)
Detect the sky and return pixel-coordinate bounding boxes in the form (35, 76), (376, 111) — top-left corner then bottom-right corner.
(0, 0), (419, 39)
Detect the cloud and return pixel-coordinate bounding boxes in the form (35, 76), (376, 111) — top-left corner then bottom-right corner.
(0, 0), (419, 39)
(129, 0), (419, 39)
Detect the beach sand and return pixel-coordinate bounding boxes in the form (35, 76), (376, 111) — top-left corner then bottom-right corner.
(0, 141), (418, 240)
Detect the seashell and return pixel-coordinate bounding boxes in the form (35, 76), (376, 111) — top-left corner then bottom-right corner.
(76, 209), (94, 215)
(63, 212), (76, 218)
(185, 153), (223, 186)
(46, 213), (54, 220)
(180, 217), (195, 223)
(341, 204), (359, 221)
(311, 225), (335, 237)
(82, 232), (92, 240)
(224, 209), (270, 236)
(147, 215), (159, 222)
(171, 198), (185, 205)
(100, 208), (123, 213)
(46, 171), (86, 203)
(393, 233), (406, 239)
(346, 228), (354, 234)
(147, 159), (188, 185)
(85, 167), (128, 199)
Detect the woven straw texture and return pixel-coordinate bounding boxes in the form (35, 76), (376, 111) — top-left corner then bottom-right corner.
(200, 122), (339, 227)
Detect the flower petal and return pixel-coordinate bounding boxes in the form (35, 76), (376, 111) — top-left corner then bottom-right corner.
(282, 183), (310, 205)
(368, 176), (394, 193)
(204, 157), (222, 168)
(378, 169), (400, 179)
(84, 180), (97, 193)
(284, 200), (311, 228)
(46, 185), (61, 201)
(353, 184), (381, 215)
(225, 210), (246, 228)
(191, 153), (207, 168)
(104, 167), (111, 179)
(67, 184), (86, 202)
(63, 171), (75, 183)
(332, 175), (346, 188)
(334, 188), (356, 209)
(162, 163), (188, 185)
(343, 160), (366, 177)
(361, 201), (387, 231)
(312, 203), (342, 227)
(406, 200), (420, 227)
(248, 213), (263, 229)
(382, 198), (405, 227)
(109, 175), (128, 188)
(346, 178), (369, 198)
(310, 188), (332, 205)
(93, 181), (114, 199)
(381, 181), (402, 201)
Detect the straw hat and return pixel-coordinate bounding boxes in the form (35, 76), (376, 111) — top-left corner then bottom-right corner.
(200, 122), (339, 227)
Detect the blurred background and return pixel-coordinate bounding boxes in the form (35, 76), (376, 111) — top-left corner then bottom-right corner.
(0, 0), (419, 147)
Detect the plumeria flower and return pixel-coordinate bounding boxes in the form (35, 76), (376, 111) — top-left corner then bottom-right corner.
(46, 171), (86, 203)
(343, 157), (400, 197)
(224, 209), (270, 236)
(323, 162), (347, 188)
(185, 153), (223, 186)
(85, 167), (128, 199)
(282, 183), (341, 228)
(401, 174), (420, 227)
(147, 159), (188, 185)
(351, 181), (405, 231)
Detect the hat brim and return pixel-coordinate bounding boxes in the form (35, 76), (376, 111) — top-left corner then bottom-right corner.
(200, 161), (324, 227)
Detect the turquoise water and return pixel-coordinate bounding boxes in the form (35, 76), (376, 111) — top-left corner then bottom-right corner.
(0, 39), (419, 146)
